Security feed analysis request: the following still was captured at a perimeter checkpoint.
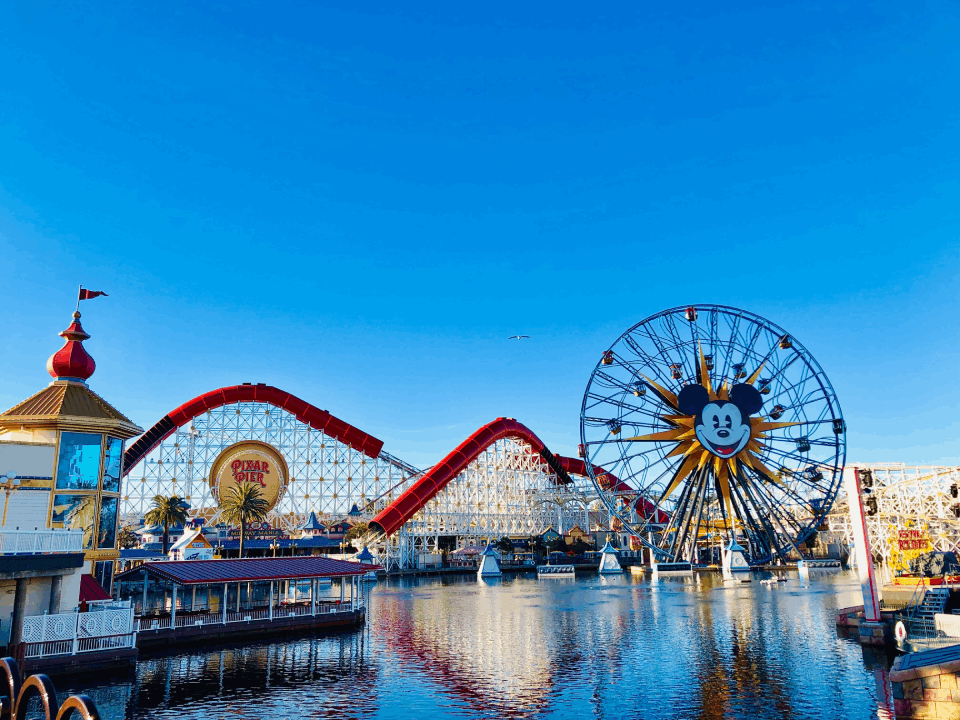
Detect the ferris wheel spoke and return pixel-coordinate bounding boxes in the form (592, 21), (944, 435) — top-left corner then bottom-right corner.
(732, 470), (791, 551)
(661, 313), (697, 382)
(726, 475), (775, 558)
(742, 476), (806, 558)
(741, 463), (819, 516)
(673, 467), (710, 560)
(583, 392), (661, 420)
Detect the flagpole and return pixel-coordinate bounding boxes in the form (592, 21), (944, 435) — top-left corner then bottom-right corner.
(76, 285), (82, 313)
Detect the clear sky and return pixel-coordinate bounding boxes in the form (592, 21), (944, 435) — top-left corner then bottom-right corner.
(1, 1), (957, 470)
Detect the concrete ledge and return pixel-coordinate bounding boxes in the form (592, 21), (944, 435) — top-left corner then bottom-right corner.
(21, 646), (137, 679)
(892, 654), (960, 718)
(135, 609), (366, 654)
(836, 605), (865, 627)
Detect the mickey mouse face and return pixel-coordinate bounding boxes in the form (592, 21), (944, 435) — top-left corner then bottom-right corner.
(678, 383), (764, 459)
(696, 402), (750, 457)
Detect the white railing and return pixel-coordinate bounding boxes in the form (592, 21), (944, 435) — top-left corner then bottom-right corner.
(135, 601), (363, 633)
(20, 608), (135, 659)
(935, 613), (960, 638)
(0, 529), (83, 554)
(137, 616), (172, 631)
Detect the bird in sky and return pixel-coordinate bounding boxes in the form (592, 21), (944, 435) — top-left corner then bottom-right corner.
(507, 335), (530, 340)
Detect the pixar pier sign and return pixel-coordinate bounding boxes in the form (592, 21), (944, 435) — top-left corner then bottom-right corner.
(209, 440), (290, 513)
(230, 458), (273, 488)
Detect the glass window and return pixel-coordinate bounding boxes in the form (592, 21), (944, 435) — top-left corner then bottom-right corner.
(94, 561), (114, 595)
(56, 432), (102, 490)
(98, 497), (119, 549)
(52, 494), (97, 549)
(102, 437), (124, 493)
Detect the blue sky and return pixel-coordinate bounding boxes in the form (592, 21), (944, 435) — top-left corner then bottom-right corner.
(1, 1), (957, 469)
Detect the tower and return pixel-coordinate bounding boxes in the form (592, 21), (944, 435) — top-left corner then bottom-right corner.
(0, 310), (143, 592)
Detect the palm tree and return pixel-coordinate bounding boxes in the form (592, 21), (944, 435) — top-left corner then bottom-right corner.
(219, 483), (270, 558)
(144, 495), (190, 554)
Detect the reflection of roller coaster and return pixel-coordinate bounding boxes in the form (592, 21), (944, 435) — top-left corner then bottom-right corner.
(123, 385), (658, 569)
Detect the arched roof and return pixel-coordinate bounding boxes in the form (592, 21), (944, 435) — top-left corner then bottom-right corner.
(122, 384), (383, 474)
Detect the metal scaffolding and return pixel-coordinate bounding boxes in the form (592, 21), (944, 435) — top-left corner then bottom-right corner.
(122, 401), (420, 532)
(377, 437), (607, 570)
(824, 464), (960, 568)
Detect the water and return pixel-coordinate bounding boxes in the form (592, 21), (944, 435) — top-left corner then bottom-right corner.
(61, 571), (895, 720)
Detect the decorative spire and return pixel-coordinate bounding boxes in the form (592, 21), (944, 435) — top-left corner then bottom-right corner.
(46, 312), (96, 382)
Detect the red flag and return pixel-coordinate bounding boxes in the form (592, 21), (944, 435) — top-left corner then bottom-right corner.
(79, 289), (108, 300)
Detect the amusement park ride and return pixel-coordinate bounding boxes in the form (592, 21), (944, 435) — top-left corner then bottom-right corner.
(120, 304), (853, 570)
(579, 304), (847, 566)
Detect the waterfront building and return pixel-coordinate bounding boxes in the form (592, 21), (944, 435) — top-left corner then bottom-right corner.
(0, 311), (143, 593)
(297, 511), (327, 538)
(168, 524), (214, 561)
(115, 555), (370, 649)
(0, 309), (141, 670)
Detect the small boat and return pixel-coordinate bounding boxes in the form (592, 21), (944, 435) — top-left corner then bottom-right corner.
(652, 562), (693, 577)
(760, 577), (787, 585)
(538, 564), (575, 578)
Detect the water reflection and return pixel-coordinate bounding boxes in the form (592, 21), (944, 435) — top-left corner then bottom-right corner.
(63, 571), (890, 720)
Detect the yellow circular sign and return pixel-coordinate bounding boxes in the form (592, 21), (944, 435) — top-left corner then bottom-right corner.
(209, 441), (289, 513)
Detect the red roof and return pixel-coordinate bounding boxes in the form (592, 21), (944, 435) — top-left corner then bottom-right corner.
(79, 574), (111, 602)
(116, 556), (378, 586)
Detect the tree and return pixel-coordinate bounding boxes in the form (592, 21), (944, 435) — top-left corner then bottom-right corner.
(144, 495), (190, 554)
(117, 525), (140, 550)
(547, 536), (567, 554)
(529, 536), (547, 561)
(219, 483), (270, 558)
(495, 537), (514, 555)
(344, 522), (368, 543)
(570, 538), (592, 556)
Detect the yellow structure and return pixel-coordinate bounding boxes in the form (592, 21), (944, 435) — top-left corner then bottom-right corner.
(0, 310), (142, 591)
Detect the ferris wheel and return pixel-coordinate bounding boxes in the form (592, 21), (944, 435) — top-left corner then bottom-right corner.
(579, 304), (846, 565)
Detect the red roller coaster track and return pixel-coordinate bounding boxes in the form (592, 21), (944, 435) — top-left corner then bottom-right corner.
(123, 385), (665, 532)
(370, 417), (667, 537)
(121, 383), (383, 474)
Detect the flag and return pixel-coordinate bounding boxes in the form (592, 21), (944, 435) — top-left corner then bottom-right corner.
(79, 289), (108, 301)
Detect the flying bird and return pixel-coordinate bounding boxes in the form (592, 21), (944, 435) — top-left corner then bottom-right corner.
(507, 335), (530, 340)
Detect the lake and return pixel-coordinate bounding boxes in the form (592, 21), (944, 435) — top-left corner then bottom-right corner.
(60, 571), (894, 719)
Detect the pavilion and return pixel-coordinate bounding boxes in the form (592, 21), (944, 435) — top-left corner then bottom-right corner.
(115, 555), (376, 650)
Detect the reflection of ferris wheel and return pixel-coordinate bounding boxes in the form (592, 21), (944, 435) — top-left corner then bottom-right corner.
(579, 304), (846, 565)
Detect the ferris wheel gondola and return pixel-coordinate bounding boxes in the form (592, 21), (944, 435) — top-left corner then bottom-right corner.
(579, 304), (846, 565)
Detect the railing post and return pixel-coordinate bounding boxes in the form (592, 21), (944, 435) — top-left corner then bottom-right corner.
(311, 579), (316, 616)
(222, 584), (228, 624)
(269, 582), (273, 621)
(71, 611), (79, 655)
(171, 584), (177, 628)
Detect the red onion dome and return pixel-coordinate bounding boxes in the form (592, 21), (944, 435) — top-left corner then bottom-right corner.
(46, 312), (96, 381)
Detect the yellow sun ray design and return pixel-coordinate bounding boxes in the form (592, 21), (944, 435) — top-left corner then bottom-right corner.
(622, 343), (800, 503)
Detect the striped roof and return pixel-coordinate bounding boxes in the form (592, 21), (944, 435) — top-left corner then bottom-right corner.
(117, 555), (377, 585)
(0, 381), (142, 438)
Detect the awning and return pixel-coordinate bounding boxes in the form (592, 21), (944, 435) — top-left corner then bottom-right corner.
(452, 546), (481, 556)
(79, 574), (111, 602)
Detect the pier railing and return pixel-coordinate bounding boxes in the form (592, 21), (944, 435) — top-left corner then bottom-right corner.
(20, 607), (136, 659)
(0, 529), (83, 554)
(135, 600), (361, 633)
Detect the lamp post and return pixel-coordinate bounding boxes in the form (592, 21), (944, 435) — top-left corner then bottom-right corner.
(2, 472), (21, 527)
(271, 540), (279, 558)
